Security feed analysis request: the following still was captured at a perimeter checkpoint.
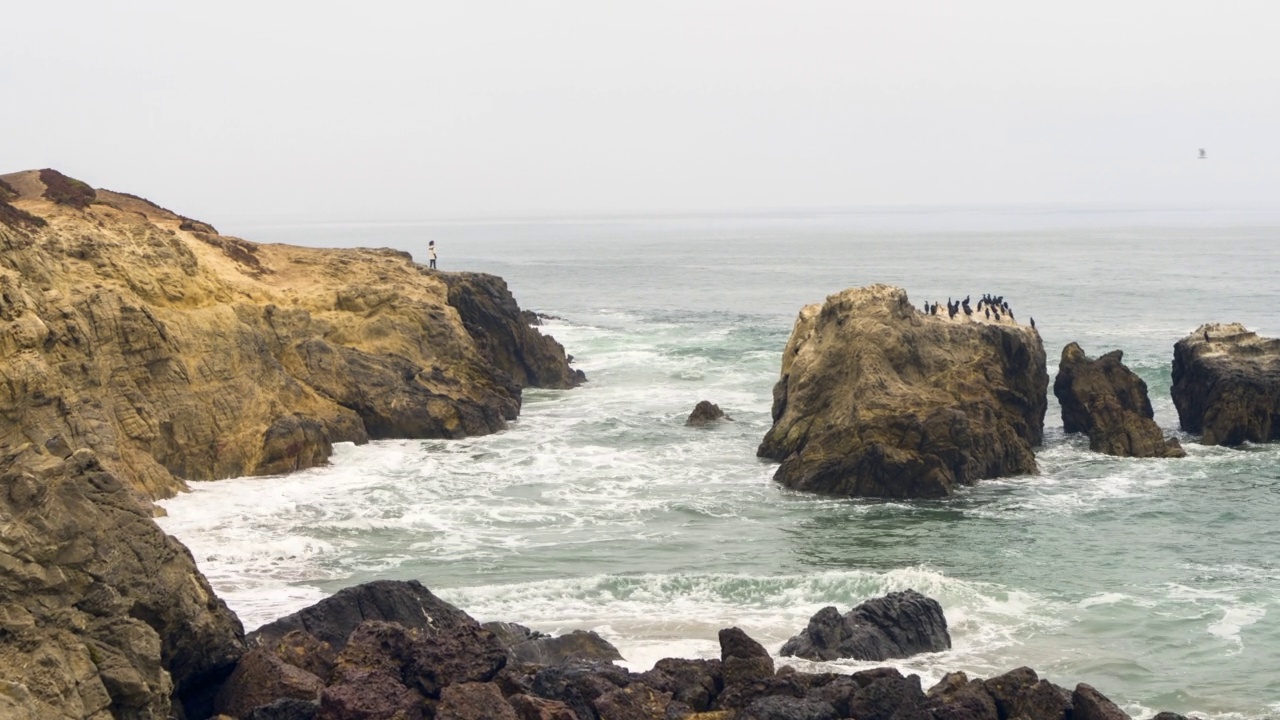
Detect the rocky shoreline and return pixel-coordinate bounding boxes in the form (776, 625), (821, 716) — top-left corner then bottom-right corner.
(3, 172), (1276, 718)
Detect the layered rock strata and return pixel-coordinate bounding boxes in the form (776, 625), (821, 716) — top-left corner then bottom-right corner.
(780, 589), (951, 662)
(1172, 323), (1280, 446)
(0, 169), (581, 500)
(758, 285), (1048, 498)
(0, 444), (244, 719)
(1054, 343), (1185, 458)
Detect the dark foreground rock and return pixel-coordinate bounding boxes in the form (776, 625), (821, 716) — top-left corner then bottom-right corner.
(196, 579), (1167, 720)
(248, 579), (477, 653)
(0, 445), (245, 719)
(1054, 343), (1185, 458)
(1172, 323), (1280, 446)
(687, 400), (733, 426)
(758, 285), (1047, 499)
(780, 590), (951, 662)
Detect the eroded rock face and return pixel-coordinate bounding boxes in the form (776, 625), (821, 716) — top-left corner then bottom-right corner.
(0, 169), (582, 500)
(758, 285), (1047, 498)
(1054, 343), (1185, 458)
(780, 590), (951, 662)
(0, 445), (245, 719)
(1172, 323), (1280, 446)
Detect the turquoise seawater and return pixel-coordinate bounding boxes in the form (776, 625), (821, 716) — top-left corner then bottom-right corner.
(159, 208), (1280, 718)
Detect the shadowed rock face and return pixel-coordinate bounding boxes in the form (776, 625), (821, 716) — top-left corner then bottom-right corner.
(1172, 323), (1280, 446)
(0, 445), (245, 719)
(1054, 342), (1185, 458)
(780, 590), (951, 662)
(758, 285), (1047, 499)
(0, 169), (582, 500)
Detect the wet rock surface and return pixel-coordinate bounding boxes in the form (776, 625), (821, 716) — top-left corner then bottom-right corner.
(1172, 323), (1280, 446)
(780, 590), (951, 662)
(1054, 343), (1185, 457)
(758, 285), (1047, 499)
(484, 622), (625, 665)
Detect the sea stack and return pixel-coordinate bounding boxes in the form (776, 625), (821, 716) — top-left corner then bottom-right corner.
(1054, 343), (1185, 458)
(1172, 323), (1280, 445)
(0, 169), (582, 500)
(757, 285), (1047, 499)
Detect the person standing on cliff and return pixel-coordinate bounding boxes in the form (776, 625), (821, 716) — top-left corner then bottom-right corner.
(428, 240), (437, 270)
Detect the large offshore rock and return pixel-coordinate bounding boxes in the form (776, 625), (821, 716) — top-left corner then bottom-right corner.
(0, 445), (245, 719)
(1054, 343), (1184, 457)
(779, 590), (951, 662)
(0, 169), (581, 500)
(1172, 323), (1280, 446)
(758, 285), (1047, 498)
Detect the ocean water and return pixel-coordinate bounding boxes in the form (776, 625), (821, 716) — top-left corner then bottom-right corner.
(158, 207), (1280, 718)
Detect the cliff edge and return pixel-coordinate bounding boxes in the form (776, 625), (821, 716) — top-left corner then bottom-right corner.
(0, 169), (582, 500)
(758, 285), (1047, 498)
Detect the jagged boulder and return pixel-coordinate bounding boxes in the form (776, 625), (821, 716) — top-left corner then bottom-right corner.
(0, 445), (245, 719)
(758, 285), (1047, 499)
(483, 622), (624, 665)
(249, 580), (480, 654)
(0, 169), (583, 500)
(780, 590), (951, 662)
(1054, 343), (1184, 457)
(686, 400), (733, 426)
(1172, 323), (1280, 446)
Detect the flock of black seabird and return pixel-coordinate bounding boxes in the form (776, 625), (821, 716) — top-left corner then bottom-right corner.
(922, 293), (1034, 329)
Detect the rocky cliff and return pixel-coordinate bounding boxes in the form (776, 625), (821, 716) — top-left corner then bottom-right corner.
(1171, 323), (1280, 446)
(758, 285), (1047, 498)
(0, 444), (245, 719)
(0, 169), (582, 501)
(1054, 343), (1184, 458)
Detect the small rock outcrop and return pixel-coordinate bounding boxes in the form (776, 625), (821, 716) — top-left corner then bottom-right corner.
(758, 285), (1048, 498)
(780, 590), (951, 662)
(482, 622), (624, 665)
(0, 445), (245, 719)
(0, 169), (583, 500)
(686, 400), (733, 426)
(1172, 323), (1280, 446)
(1054, 343), (1185, 457)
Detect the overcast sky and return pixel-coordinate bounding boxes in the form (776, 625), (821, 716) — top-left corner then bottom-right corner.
(4, 1), (1279, 221)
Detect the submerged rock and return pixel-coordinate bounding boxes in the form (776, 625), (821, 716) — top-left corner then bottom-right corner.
(780, 590), (951, 662)
(686, 400), (733, 426)
(1054, 343), (1185, 457)
(1172, 323), (1280, 446)
(0, 168), (583, 500)
(758, 285), (1047, 498)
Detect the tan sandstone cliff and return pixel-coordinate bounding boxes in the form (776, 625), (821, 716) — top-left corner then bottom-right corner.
(0, 169), (582, 501)
(758, 285), (1047, 499)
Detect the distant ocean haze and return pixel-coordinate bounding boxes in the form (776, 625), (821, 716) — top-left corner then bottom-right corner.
(163, 207), (1280, 719)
